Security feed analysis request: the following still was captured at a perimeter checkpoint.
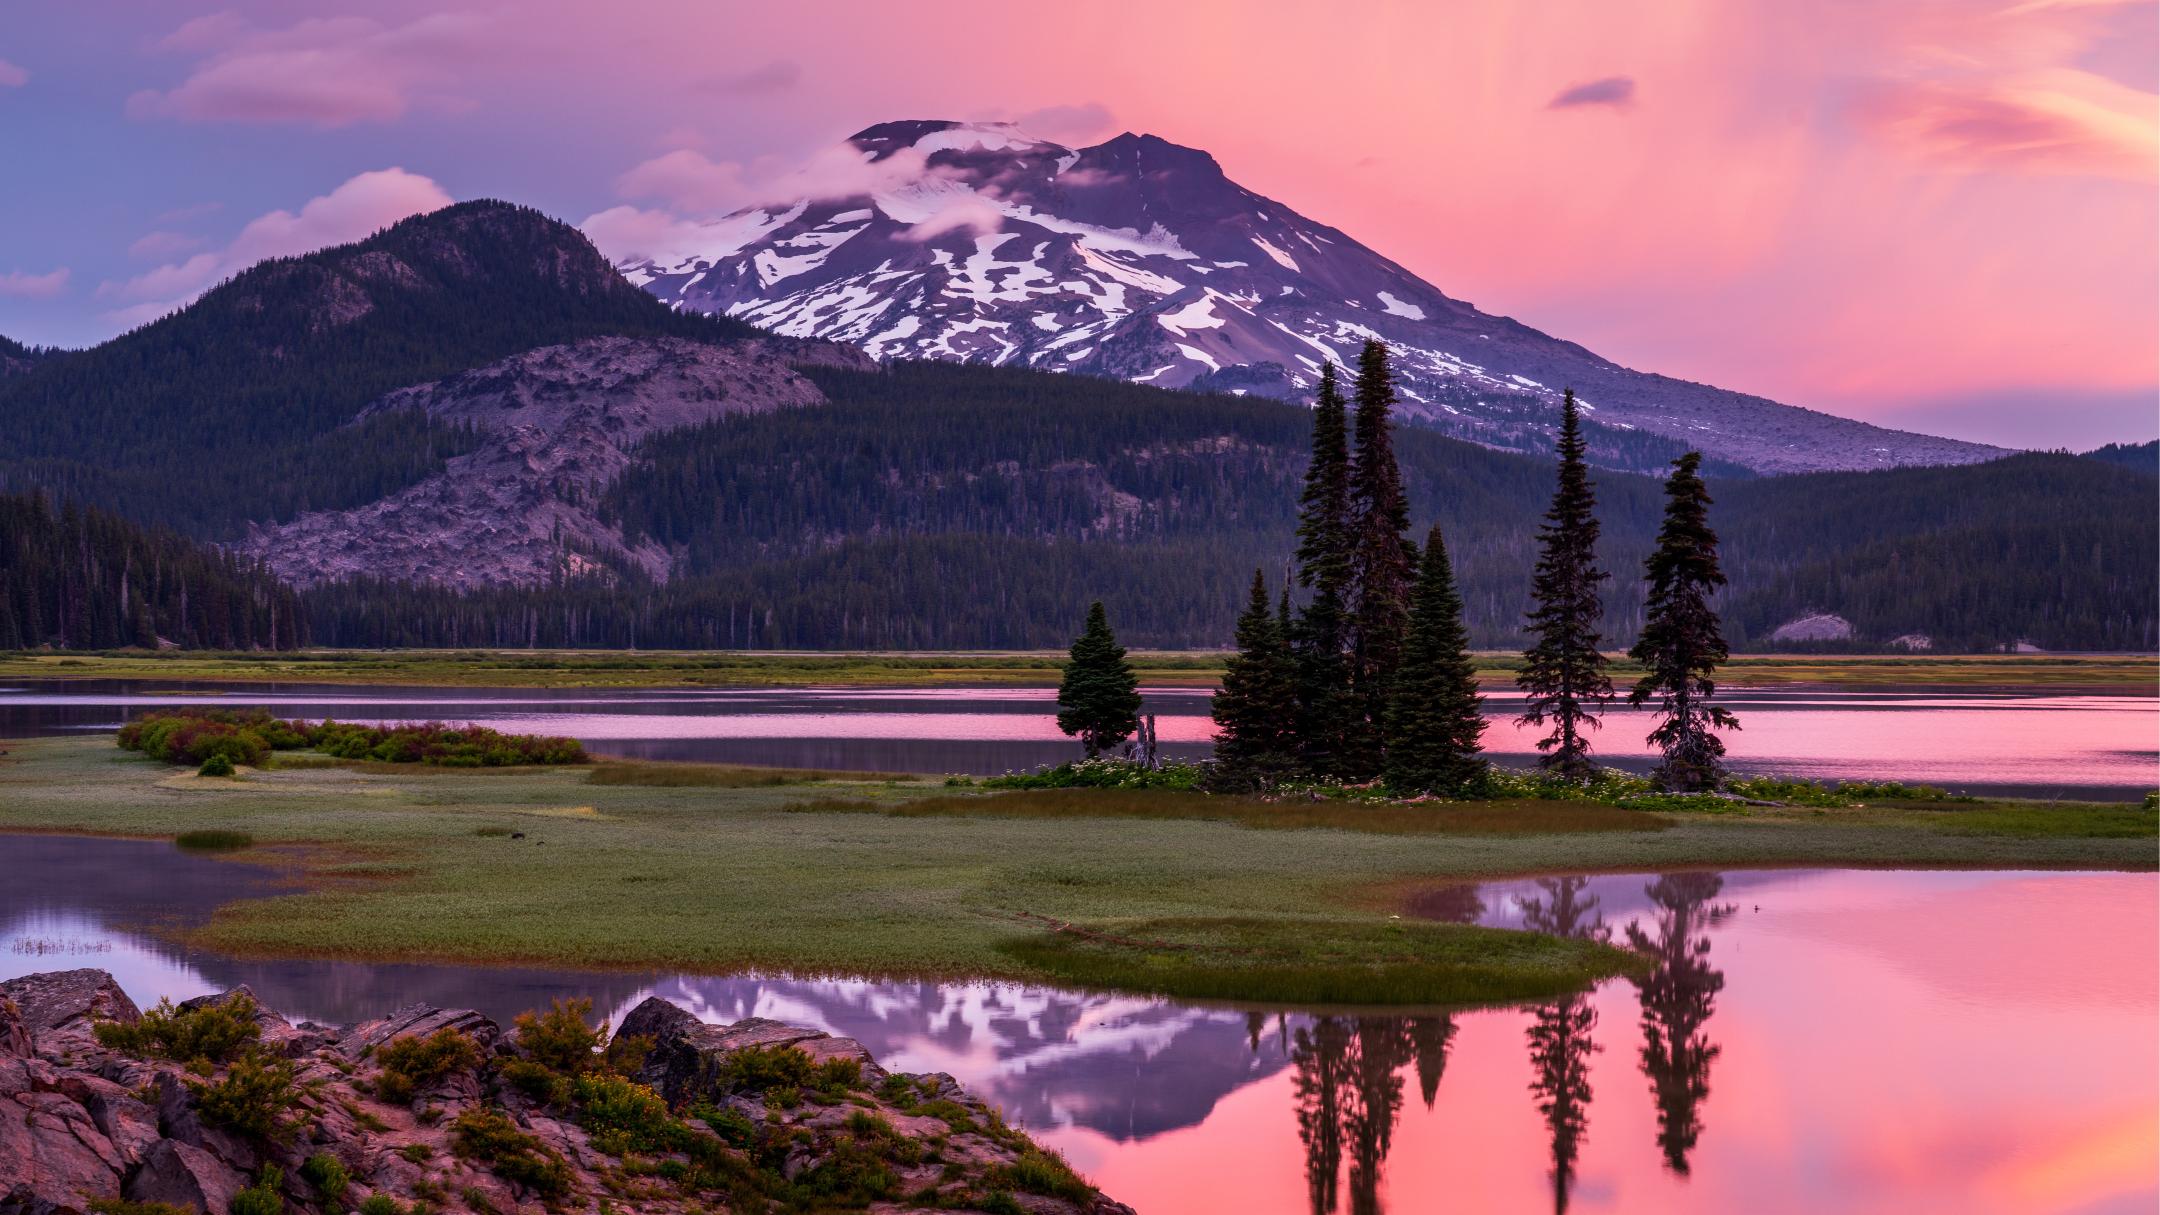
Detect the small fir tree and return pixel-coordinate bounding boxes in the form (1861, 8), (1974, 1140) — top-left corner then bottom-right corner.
(1342, 340), (1417, 778)
(1628, 452), (1739, 791)
(1211, 570), (1301, 788)
(1518, 389), (1613, 782)
(1056, 600), (1142, 759)
(1385, 525), (1487, 794)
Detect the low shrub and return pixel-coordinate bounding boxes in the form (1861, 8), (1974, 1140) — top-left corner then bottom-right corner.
(512, 998), (603, 1074)
(228, 1167), (284, 1215)
(983, 758), (1205, 791)
(374, 1027), (481, 1105)
(87, 1202), (194, 1215)
(190, 1053), (299, 1139)
(118, 710), (585, 769)
(173, 829), (252, 852)
(573, 1074), (681, 1154)
(312, 719), (587, 767)
(196, 753), (237, 778)
(94, 995), (260, 1064)
(451, 1108), (573, 1199)
(355, 1196), (406, 1215)
(299, 1153), (350, 1203)
(715, 1045), (861, 1098)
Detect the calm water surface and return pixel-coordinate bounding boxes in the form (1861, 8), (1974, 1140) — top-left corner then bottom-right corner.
(1, 679), (2154, 798)
(1, 834), (2152, 1214)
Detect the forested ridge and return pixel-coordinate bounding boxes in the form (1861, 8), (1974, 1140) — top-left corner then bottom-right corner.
(309, 362), (2155, 652)
(0, 201), (752, 536)
(0, 492), (302, 650)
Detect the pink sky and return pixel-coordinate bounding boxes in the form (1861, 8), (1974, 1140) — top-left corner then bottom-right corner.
(1, 0), (2153, 445)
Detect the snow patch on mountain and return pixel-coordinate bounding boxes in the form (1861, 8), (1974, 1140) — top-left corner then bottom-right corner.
(609, 119), (2006, 475)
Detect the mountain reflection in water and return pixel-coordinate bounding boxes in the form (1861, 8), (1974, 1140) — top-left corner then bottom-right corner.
(3, 835), (2153, 1215)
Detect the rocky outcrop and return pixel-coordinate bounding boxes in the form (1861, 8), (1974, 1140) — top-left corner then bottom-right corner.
(0, 970), (1130, 1215)
(1767, 611), (1855, 644)
(233, 335), (875, 590)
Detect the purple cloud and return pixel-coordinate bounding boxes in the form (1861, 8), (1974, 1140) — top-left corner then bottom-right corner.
(1549, 76), (1635, 111)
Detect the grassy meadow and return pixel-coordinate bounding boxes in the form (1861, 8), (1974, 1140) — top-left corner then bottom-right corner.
(0, 647), (2152, 690)
(0, 736), (2149, 1006)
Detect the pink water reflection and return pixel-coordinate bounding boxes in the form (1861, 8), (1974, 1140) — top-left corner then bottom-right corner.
(463, 689), (2158, 796)
(1037, 870), (2159, 1215)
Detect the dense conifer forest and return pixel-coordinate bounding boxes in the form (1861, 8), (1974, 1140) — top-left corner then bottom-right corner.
(0, 201), (752, 536)
(0, 492), (302, 650)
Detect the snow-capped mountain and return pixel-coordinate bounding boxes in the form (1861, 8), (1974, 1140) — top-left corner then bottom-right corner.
(620, 120), (2003, 475)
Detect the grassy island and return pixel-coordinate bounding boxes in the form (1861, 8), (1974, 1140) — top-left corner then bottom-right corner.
(0, 736), (2149, 1007)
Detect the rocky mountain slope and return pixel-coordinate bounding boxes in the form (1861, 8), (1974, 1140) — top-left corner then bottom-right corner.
(0, 201), (756, 537)
(0, 968), (1131, 1215)
(622, 120), (2005, 476)
(236, 335), (869, 588)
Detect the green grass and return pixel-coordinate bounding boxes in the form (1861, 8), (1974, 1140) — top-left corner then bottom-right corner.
(0, 647), (2149, 689)
(0, 736), (2148, 1007)
(789, 788), (1670, 835)
(998, 916), (1647, 1005)
(587, 760), (917, 787)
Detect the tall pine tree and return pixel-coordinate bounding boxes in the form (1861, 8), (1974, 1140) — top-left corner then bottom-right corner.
(1342, 340), (1416, 778)
(1291, 362), (1357, 778)
(1628, 452), (1739, 791)
(1056, 600), (1142, 759)
(1385, 525), (1487, 795)
(1518, 389), (1613, 782)
(1211, 569), (1301, 788)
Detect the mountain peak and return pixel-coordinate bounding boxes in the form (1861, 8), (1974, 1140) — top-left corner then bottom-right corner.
(848, 119), (1064, 162)
(621, 124), (2005, 475)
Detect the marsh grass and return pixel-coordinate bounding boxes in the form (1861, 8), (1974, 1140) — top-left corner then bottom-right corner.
(174, 829), (253, 852)
(788, 788), (1669, 835)
(588, 760), (919, 788)
(1928, 800), (2159, 839)
(999, 915), (1648, 1005)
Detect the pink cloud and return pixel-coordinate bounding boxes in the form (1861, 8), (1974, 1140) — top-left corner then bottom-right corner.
(611, 141), (953, 216)
(0, 58), (27, 88)
(128, 12), (492, 126)
(102, 168), (453, 326)
(614, 149), (752, 213)
(1855, 71), (2158, 180)
(0, 268), (68, 298)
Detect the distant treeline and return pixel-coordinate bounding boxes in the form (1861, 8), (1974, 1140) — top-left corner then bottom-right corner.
(301, 360), (2156, 652)
(0, 492), (303, 650)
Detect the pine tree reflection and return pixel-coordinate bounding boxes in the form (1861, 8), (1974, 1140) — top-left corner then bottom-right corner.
(1625, 872), (1735, 1174)
(1520, 877), (1607, 1214)
(1288, 1012), (1454, 1214)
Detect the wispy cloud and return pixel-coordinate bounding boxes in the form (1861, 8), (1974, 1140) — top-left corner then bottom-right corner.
(127, 12), (493, 126)
(1548, 76), (1635, 110)
(0, 58), (27, 88)
(101, 168), (452, 327)
(1855, 70), (2158, 179)
(0, 268), (68, 298)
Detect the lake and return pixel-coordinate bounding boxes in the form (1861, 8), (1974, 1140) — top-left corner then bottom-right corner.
(1, 834), (2151, 1214)
(1, 678), (2154, 798)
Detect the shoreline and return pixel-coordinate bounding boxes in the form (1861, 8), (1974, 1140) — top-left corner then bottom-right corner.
(1, 736), (2151, 1007)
